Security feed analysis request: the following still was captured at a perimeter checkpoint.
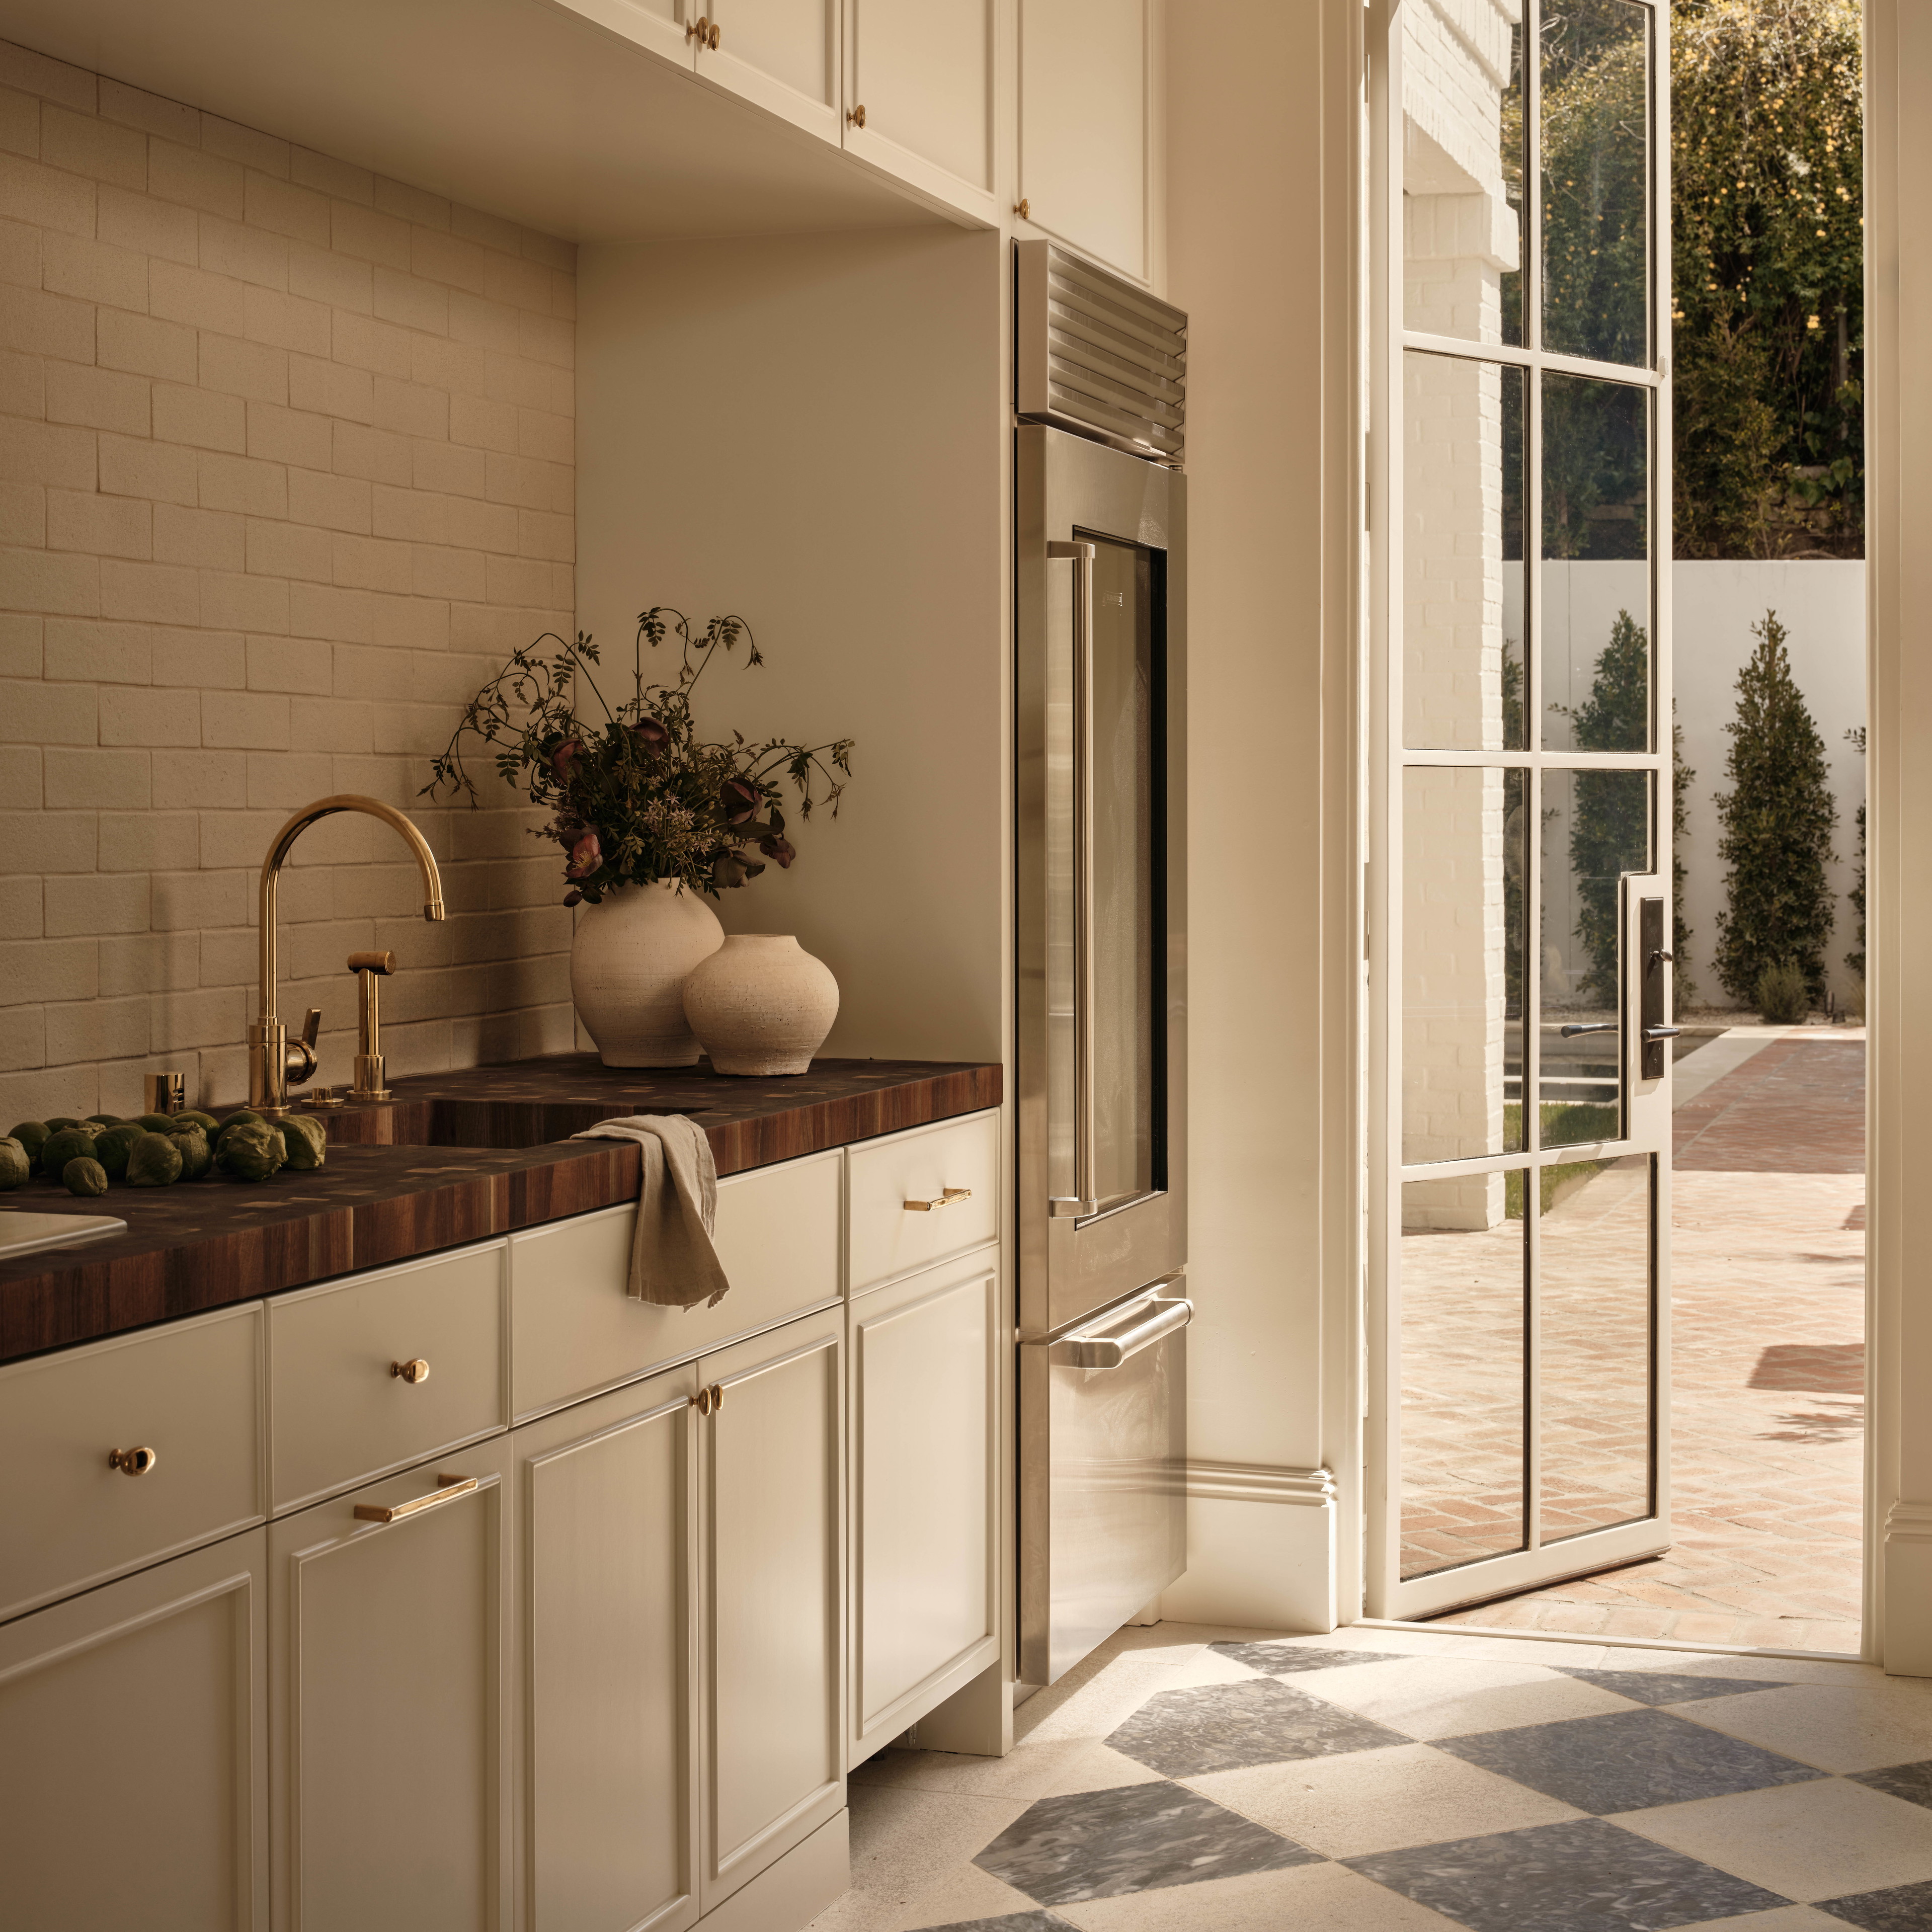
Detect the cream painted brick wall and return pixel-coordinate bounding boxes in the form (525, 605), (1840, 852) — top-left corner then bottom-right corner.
(0, 40), (577, 1120)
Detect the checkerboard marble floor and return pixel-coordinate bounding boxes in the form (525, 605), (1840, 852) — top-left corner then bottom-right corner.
(809, 1624), (1932, 1932)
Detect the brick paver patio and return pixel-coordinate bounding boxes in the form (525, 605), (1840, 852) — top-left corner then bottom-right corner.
(1409, 1031), (1865, 1652)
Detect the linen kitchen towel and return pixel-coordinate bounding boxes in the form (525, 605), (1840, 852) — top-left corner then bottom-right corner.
(571, 1114), (731, 1308)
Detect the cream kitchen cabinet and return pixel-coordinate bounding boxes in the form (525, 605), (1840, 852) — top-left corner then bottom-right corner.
(847, 1249), (1001, 1763)
(843, 0), (999, 223)
(1017, 0), (1155, 282)
(0, 1531), (270, 1931)
(267, 1446), (514, 1932)
(696, 1308), (846, 1911)
(694, 0), (843, 144)
(509, 1362), (702, 1932)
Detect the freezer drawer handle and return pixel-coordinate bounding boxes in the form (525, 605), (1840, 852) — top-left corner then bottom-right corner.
(1063, 1296), (1192, 1370)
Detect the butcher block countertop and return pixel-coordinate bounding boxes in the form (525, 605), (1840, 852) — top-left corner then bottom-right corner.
(0, 1055), (1001, 1364)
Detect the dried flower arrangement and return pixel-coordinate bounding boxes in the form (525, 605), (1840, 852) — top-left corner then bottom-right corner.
(423, 608), (853, 904)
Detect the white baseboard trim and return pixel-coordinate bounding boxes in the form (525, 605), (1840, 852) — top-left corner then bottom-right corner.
(1183, 1460), (1337, 1507)
(1882, 1499), (1932, 1676)
(1160, 1465), (1338, 1631)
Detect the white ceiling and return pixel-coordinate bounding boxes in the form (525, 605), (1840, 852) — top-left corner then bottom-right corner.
(0, 0), (948, 243)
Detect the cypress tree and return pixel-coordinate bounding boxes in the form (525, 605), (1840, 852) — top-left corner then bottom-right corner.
(1552, 609), (1651, 1007)
(1713, 611), (1838, 1004)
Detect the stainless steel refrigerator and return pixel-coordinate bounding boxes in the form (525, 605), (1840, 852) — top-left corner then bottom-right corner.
(1015, 244), (1188, 1688)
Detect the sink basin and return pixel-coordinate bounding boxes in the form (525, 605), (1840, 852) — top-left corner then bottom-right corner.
(314, 1097), (708, 1151)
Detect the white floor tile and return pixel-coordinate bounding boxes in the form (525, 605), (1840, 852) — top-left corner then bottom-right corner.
(1676, 1678), (1932, 1773)
(1183, 1739), (1584, 1858)
(1614, 1777), (1932, 1902)
(1666, 1910), (1870, 1932)
(806, 1786), (1032, 1932)
(853, 1738), (1163, 1804)
(1291, 1653), (1635, 1738)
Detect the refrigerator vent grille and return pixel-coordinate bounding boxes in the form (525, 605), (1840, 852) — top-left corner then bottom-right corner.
(1016, 242), (1186, 465)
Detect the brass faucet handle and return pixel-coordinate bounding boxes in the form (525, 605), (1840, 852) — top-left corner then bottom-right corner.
(347, 950), (396, 976)
(299, 1008), (321, 1049)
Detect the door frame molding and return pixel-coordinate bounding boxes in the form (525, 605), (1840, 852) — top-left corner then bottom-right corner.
(1863, 0), (1930, 1675)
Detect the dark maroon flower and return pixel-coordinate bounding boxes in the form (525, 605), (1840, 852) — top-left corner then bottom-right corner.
(628, 716), (670, 758)
(720, 776), (761, 825)
(550, 737), (584, 781)
(565, 830), (602, 879)
(757, 834), (796, 869)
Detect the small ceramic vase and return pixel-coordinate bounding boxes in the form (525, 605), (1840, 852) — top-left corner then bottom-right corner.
(682, 935), (839, 1076)
(570, 880), (724, 1067)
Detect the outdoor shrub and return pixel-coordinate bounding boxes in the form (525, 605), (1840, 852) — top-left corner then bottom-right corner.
(1714, 611), (1838, 1005)
(1846, 725), (1866, 981)
(1756, 959), (1810, 1025)
(1551, 610), (1696, 1003)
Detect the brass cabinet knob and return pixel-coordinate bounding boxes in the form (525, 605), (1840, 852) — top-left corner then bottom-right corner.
(847, 104), (866, 128)
(693, 1382), (725, 1415)
(1015, 198), (1030, 220)
(391, 1357), (431, 1385)
(108, 1445), (157, 1477)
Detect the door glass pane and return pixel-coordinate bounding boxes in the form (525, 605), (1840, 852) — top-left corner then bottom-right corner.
(1400, 1181), (1526, 1579)
(1403, 4), (1524, 345)
(1540, 768), (1649, 1146)
(1540, 1154), (1655, 1540)
(1090, 536), (1156, 1204)
(1541, 0), (1650, 366)
(1404, 355), (1526, 751)
(1542, 375), (1649, 749)
(1403, 766), (1526, 1163)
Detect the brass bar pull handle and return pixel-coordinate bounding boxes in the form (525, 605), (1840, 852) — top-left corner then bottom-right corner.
(108, 1445), (157, 1477)
(904, 1187), (973, 1213)
(1048, 538), (1099, 1219)
(354, 1473), (477, 1523)
(390, 1357), (430, 1385)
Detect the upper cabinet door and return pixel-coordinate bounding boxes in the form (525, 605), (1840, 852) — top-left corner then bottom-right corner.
(844, 0), (999, 224)
(1018, 0), (1152, 283)
(696, 0), (843, 144)
(554, 0), (698, 69)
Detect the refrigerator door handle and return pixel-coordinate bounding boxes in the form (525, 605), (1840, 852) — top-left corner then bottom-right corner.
(1061, 1294), (1192, 1370)
(1048, 537), (1099, 1221)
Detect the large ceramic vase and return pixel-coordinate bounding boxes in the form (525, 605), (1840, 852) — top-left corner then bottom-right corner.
(570, 880), (724, 1067)
(682, 935), (839, 1076)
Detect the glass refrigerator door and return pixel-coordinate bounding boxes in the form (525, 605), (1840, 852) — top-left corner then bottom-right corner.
(1048, 534), (1163, 1220)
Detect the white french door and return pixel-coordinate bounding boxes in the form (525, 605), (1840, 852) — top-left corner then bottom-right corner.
(1366, 0), (1676, 1619)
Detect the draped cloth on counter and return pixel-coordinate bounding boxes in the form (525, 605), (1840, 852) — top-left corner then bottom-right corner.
(569, 1114), (731, 1308)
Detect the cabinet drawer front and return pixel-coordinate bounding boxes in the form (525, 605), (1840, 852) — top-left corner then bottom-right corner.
(511, 1151), (841, 1421)
(846, 1110), (999, 1294)
(0, 1306), (264, 1623)
(269, 1242), (506, 1513)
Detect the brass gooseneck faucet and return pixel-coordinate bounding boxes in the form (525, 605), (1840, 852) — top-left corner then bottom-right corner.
(251, 795), (446, 1115)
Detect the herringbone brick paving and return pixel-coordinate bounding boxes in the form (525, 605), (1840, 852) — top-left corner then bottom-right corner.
(1421, 1035), (1865, 1650)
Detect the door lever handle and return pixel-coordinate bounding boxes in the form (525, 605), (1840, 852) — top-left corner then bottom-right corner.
(1643, 1025), (1682, 1041)
(1560, 1023), (1618, 1037)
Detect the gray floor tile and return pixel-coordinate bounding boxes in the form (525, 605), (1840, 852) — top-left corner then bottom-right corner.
(1210, 1641), (1406, 1676)
(1437, 1708), (1828, 1814)
(1847, 1762), (1932, 1810)
(909, 1917), (1082, 1932)
(1558, 1670), (1795, 1707)
(1105, 1677), (1409, 1778)
(1343, 1815), (1791, 1931)
(970, 1778), (1320, 1906)
(1814, 1877), (1932, 1928)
